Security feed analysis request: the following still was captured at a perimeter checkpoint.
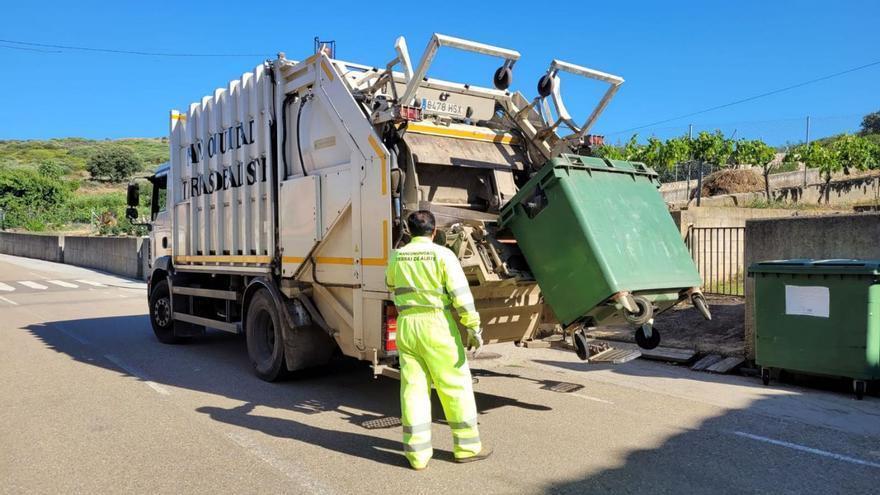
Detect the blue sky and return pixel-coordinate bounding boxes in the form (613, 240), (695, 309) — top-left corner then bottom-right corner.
(1, 0), (877, 145)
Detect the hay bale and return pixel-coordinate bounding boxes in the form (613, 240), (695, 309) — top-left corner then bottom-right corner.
(696, 168), (765, 198)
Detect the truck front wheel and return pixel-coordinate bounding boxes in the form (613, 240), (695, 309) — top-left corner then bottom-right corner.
(245, 289), (287, 382)
(149, 279), (185, 344)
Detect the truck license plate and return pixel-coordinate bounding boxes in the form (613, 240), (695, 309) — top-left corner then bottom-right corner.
(421, 98), (464, 117)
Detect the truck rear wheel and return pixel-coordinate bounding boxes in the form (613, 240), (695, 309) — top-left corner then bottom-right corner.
(245, 289), (287, 382)
(149, 279), (188, 344)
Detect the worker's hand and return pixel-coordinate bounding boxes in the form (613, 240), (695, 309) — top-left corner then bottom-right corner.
(466, 327), (483, 356)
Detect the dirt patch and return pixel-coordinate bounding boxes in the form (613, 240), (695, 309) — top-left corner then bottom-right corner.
(585, 295), (744, 356)
(697, 169), (764, 198)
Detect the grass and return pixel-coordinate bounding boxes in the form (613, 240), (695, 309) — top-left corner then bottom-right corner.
(705, 272), (745, 296)
(0, 138), (167, 234)
(743, 198), (826, 210)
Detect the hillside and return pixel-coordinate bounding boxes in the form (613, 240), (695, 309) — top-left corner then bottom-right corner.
(0, 138), (169, 234)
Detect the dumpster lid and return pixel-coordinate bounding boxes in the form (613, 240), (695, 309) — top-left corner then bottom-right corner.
(498, 154), (659, 226)
(748, 259), (880, 275)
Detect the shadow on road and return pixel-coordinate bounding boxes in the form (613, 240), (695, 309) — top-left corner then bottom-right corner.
(24, 315), (553, 469)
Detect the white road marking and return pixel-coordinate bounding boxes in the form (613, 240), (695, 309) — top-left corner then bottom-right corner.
(104, 354), (170, 396)
(18, 281), (47, 290)
(572, 392), (614, 405)
(76, 279), (106, 287)
(47, 279), (78, 288)
(732, 431), (880, 469)
(0, 282), (14, 292)
(0, 296), (18, 306)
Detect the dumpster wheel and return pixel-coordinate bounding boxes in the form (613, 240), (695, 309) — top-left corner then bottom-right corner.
(573, 331), (589, 361)
(854, 380), (866, 400)
(623, 296), (654, 326)
(634, 324), (661, 350)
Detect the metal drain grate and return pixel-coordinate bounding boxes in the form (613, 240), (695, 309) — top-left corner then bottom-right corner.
(359, 416), (402, 430)
(541, 381), (585, 393)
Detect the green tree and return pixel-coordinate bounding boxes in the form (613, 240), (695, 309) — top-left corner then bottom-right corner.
(784, 142), (839, 203)
(657, 136), (692, 172)
(734, 139), (777, 200)
(860, 110), (880, 136)
(595, 134), (645, 161)
(830, 134), (877, 175)
(691, 130), (734, 170)
(87, 145), (142, 182)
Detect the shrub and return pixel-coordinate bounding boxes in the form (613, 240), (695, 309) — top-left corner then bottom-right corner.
(87, 145), (142, 182)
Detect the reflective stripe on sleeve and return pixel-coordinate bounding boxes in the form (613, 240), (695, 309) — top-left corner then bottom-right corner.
(449, 286), (471, 299)
(454, 302), (477, 314)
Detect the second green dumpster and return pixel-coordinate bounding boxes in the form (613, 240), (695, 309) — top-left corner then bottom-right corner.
(749, 259), (880, 399)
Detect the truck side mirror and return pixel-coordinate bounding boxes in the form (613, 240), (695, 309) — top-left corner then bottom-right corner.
(126, 182), (140, 208)
(126, 182), (139, 221)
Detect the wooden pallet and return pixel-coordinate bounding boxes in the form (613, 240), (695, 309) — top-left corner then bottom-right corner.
(588, 348), (642, 364)
(638, 347), (698, 364)
(705, 357), (745, 374)
(690, 354), (745, 374)
(690, 354), (724, 371)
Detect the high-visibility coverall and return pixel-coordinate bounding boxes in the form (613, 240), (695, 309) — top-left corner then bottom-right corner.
(385, 236), (482, 468)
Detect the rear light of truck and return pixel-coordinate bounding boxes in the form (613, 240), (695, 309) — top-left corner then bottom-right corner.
(384, 303), (398, 352)
(394, 105), (422, 122)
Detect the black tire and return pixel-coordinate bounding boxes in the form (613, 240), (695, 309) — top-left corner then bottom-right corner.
(573, 331), (589, 361)
(493, 66), (512, 90)
(246, 289), (287, 382)
(149, 279), (184, 344)
(624, 296), (654, 326)
(634, 325), (661, 350)
(537, 74), (553, 98)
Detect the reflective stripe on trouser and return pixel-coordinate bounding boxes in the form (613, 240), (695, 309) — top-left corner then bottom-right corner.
(398, 309), (481, 468)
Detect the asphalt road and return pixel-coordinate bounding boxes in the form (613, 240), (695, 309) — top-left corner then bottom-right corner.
(1, 253), (879, 494)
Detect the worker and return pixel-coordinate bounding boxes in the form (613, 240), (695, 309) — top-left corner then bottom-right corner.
(385, 210), (492, 470)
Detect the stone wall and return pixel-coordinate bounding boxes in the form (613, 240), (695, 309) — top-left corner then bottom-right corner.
(0, 232), (63, 263)
(0, 232), (147, 279)
(63, 236), (148, 279)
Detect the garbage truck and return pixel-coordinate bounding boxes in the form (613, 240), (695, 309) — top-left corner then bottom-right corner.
(127, 33), (710, 380)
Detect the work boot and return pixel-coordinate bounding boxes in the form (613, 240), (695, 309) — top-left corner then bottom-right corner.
(454, 447), (493, 464)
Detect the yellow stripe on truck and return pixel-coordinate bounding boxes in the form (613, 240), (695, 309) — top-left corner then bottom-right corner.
(175, 255), (271, 264)
(406, 123), (519, 145)
(368, 135), (387, 196)
(283, 221), (389, 267)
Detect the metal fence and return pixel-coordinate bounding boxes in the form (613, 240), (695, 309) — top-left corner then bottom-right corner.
(686, 226), (745, 296)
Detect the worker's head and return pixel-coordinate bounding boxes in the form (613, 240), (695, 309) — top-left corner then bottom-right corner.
(407, 210), (436, 239)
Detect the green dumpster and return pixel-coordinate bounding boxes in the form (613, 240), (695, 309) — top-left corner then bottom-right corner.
(498, 154), (706, 348)
(749, 259), (880, 398)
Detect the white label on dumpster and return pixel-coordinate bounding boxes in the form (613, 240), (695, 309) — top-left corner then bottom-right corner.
(784, 285), (830, 318)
